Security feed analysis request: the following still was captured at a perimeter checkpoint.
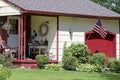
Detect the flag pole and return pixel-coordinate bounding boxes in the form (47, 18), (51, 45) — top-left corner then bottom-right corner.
(86, 19), (98, 42)
(85, 31), (92, 44)
(87, 31), (92, 40)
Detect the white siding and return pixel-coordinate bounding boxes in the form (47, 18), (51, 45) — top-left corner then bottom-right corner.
(116, 34), (120, 59)
(59, 16), (120, 62)
(0, 0), (20, 16)
(31, 16), (120, 62)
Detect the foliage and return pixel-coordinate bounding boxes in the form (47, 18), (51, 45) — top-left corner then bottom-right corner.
(63, 41), (67, 53)
(0, 64), (12, 80)
(62, 56), (78, 70)
(95, 64), (104, 72)
(91, 0), (120, 14)
(0, 52), (12, 67)
(78, 64), (104, 72)
(45, 64), (64, 71)
(63, 43), (90, 64)
(36, 55), (48, 69)
(108, 58), (120, 73)
(78, 64), (97, 72)
(89, 53), (106, 67)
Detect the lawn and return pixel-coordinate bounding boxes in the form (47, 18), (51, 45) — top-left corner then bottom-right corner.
(7, 69), (120, 80)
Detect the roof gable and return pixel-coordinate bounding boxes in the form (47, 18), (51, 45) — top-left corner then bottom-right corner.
(7, 0), (120, 19)
(0, 0), (20, 16)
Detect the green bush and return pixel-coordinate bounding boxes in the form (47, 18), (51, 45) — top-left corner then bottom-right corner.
(0, 64), (12, 80)
(62, 56), (78, 70)
(45, 64), (64, 71)
(94, 64), (104, 72)
(89, 53), (106, 67)
(108, 58), (120, 73)
(63, 43), (90, 64)
(36, 55), (49, 69)
(78, 64), (96, 72)
(78, 64), (104, 72)
(0, 52), (12, 67)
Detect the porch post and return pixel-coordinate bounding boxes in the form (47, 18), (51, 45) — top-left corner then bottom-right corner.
(18, 15), (24, 60)
(18, 16), (21, 60)
(21, 15), (24, 60)
(56, 16), (59, 62)
(23, 15), (27, 60)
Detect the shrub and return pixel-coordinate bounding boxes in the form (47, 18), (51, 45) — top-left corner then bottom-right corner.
(78, 64), (96, 72)
(36, 55), (48, 69)
(89, 53), (106, 67)
(0, 52), (12, 67)
(62, 56), (78, 70)
(0, 64), (12, 80)
(63, 43), (90, 64)
(94, 64), (104, 72)
(78, 64), (104, 72)
(108, 58), (120, 73)
(45, 64), (64, 71)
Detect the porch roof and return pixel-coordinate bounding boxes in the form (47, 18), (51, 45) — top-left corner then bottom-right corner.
(7, 0), (120, 19)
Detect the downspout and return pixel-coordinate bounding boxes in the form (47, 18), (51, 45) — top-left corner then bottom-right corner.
(56, 16), (59, 62)
(119, 20), (120, 59)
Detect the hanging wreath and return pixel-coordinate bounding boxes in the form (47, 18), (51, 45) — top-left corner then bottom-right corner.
(39, 23), (49, 37)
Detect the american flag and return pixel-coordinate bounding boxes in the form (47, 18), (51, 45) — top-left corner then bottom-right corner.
(93, 19), (107, 38)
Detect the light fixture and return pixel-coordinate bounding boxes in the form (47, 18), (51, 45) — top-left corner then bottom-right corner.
(69, 28), (73, 35)
(46, 21), (49, 24)
(69, 28), (73, 40)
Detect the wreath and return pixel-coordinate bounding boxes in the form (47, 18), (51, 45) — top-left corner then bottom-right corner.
(39, 23), (49, 37)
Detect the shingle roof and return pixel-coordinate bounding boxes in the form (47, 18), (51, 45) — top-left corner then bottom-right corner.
(7, 0), (120, 19)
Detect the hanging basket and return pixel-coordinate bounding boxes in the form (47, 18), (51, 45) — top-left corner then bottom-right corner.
(39, 23), (49, 37)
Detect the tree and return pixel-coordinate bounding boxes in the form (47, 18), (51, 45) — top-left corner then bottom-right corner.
(91, 0), (120, 14)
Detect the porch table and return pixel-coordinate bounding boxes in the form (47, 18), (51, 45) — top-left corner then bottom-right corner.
(28, 43), (47, 56)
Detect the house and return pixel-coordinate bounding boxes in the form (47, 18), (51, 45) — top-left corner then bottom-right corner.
(0, 0), (120, 68)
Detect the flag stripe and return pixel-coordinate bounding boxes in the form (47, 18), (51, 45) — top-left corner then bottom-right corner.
(93, 27), (107, 38)
(95, 25), (106, 33)
(92, 19), (107, 38)
(94, 25), (107, 35)
(93, 26), (106, 38)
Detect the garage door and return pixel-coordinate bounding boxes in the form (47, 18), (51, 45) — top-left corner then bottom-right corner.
(85, 31), (116, 58)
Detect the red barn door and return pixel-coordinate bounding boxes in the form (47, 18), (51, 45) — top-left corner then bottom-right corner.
(85, 31), (116, 58)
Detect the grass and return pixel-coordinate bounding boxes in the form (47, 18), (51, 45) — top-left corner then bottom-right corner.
(7, 69), (120, 80)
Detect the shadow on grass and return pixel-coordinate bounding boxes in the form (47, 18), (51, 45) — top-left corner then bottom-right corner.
(100, 72), (120, 80)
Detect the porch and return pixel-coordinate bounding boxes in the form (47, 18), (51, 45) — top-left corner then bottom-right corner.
(0, 15), (59, 68)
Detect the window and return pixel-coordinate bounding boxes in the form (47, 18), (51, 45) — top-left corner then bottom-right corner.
(0, 18), (4, 28)
(9, 19), (18, 34)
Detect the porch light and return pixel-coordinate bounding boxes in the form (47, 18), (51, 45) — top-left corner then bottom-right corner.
(69, 28), (73, 35)
(69, 28), (73, 40)
(46, 21), (49, 24)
